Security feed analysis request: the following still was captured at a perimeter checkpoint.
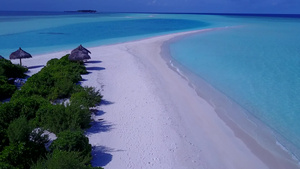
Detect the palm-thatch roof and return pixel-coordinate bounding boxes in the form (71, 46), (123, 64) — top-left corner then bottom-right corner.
(69, 50), (91, 61)
(69, 45), (91, 61)
(71, 44), (91, 54)
(9, 48), (32, 66)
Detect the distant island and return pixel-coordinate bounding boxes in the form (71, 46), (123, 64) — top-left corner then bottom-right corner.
(65, 10), (97, 13)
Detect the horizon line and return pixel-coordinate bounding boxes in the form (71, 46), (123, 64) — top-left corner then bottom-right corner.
(0, 10), (300, 15)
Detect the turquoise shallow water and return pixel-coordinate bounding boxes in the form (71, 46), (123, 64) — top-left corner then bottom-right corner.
(170, 15), (300, 159)
(1, 12), (300, 161)
(0, 12), (210, 57)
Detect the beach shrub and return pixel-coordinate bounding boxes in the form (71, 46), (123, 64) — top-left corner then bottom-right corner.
(0, 59), (27, 79)
(0, 143), (29, 169)
(11, 71), (54, 100)
(7, 116), (31, 144)
(32, 150), (102, 169)
(0, 127), (9, 152)
(45, 55), (87, 81)
(48, 78), (76, 100)
(0, 142), (47, 169)
(46, 55), (86, 73)
(64, 103), (92, 130)
(0, 56), (26, 100)
(35, 104), (69, 134)
(0, 58), (27, 100)
(58, 54), (88, 75)
(50, 130), (92, 157)
(0, 133), (48, 169)
(0, 76), (17, 100)
(12, 54), (87, 101)
(6, 116), (48, 145)
(0, 103), (21, 130)
(36, 103), (91, 134)
(0, 162), (16, 169)
(0, 95), (49, 129)
(0, 54), (100, 169)
(0, 95), (49, 150)
(11, 95), (49, 119)
(0, 117), (48, 169)
(71, 86), (102, 108)
(0, 96), (48, 152)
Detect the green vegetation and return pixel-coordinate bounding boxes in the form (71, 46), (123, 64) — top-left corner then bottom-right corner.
(12, 55), (87, 101)
(50, 130), (92, 157)
(0, 58), (27, 79)
(0, 76), (16, 100)
(0, 55), (103, 168)
(32, 150), (103, 169)
(71, 86), (102, 108)
(0, 117), (48, 169)
(35, 103), (91, 133)
(0, 58), (27, 100)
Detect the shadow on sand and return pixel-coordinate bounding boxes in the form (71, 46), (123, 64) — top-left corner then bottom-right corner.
(27, 65), (44, 69)
(86, 66), (105, 71)
(88, 118), (114, 134)
(86, 60), (102, 64)
(91, 146), (125, 167)
(77, 79), (87, 86)
(101, 99), (114, 106)
(87, 100), (118, 167)
(92, 146), (113, 167)
(87, 108), (114, 134)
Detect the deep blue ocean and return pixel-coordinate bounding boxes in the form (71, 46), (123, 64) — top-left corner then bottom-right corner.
(1, 11), (300, 162)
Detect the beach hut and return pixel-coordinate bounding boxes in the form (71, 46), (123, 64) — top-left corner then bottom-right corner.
(9, 48), (32, 66)
(69, 45), (91, 61)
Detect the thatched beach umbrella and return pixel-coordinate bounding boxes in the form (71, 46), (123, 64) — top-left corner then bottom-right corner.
(71, 44), (91, 54)
(9, 48), (32, 66)
(69, 45), (91, 61)
(69, 50), (91, 61)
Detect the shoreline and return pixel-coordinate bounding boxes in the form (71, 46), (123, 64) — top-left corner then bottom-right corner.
(132, 29), (299, 168)
(12, 29), (300, 168)
(161, 31), (300, 166)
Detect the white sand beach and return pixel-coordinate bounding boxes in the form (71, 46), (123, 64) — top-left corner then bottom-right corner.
(14, 30), (300, 169)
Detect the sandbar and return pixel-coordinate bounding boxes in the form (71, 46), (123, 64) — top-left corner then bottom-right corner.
(14, 29), (300, 169)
